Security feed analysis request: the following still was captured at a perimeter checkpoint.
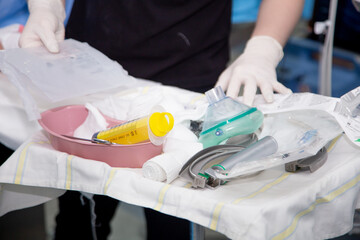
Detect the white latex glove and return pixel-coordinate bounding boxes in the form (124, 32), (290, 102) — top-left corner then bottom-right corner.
(353, 0), (360, 12)
(216, 36), (292, 106)
(0, 24), (23, 49)
(19, 0), (65, 53)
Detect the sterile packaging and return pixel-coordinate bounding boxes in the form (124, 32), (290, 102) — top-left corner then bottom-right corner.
(333, 87), (360, 144)
(215, 109), (343, 179)
(255, 86), (360, 148)
(0, 39), (136, 120)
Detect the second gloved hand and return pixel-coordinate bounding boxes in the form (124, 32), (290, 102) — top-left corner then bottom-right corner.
(216, 36), (292, 106)
(19, 0), (65, 53)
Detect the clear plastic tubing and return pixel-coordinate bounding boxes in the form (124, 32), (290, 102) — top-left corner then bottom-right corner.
(92, 112), (174, 145)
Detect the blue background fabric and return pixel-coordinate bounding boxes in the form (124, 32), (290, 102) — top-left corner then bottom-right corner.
(231, 0), (315, 23)
(0, 0), (74, 28)
(0, 0), (315, 28)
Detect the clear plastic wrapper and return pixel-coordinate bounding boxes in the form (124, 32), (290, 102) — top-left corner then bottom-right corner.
(255, 86), (360, 147)
(333, 87), (360, 145)
(215, 109), (343, 179)
(0, 39), (136, 120)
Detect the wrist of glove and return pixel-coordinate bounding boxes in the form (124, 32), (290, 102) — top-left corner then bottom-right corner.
(216, 36), (292, 106)
(19, 0), (65, 53)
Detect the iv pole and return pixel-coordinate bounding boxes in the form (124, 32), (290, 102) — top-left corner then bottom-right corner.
(316, 0), (338, 96)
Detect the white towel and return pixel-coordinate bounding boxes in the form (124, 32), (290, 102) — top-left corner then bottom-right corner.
(73, 103), (108, 139)
(142, 124), (203, 183)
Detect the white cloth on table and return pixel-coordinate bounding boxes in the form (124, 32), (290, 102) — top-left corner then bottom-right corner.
(0, 73), (40, 150)
(0, 132), (360, 240)
(73, 103), (108, 140)
(1, 84), (360, 240)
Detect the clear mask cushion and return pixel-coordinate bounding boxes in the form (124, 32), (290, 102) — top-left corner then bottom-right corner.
(200, 107), (257, 135)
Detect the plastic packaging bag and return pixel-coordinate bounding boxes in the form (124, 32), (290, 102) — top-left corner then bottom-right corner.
(333, 87), (360, 144)
(215, 109), (343, 179)
(0, 39), (136, 120)
(255, 86), (360, 147)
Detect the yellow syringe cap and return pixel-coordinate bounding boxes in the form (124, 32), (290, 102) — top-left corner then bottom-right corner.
(149, 112), (174, 137)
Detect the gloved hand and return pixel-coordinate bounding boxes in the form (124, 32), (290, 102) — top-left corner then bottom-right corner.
(216, 36), (292, 106)
(353, 0), (360, 12)
(19, 0), (65, 53)
(0, 24), (23, 49)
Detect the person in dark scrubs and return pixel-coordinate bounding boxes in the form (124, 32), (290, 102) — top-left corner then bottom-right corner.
(19, 0), (304, 239)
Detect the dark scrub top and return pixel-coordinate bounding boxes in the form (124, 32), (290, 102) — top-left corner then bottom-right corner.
(65, 0), (231, 93)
